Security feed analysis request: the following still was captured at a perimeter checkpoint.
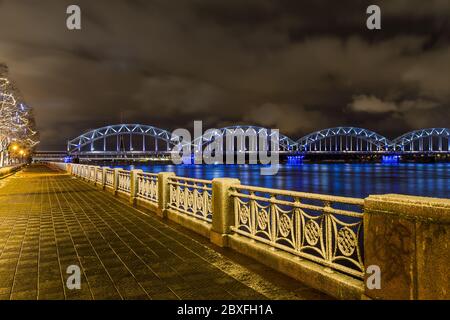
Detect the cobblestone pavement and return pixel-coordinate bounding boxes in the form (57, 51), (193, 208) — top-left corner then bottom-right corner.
(0, 165), (331, 300)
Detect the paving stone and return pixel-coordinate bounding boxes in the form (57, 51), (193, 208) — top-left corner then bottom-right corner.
(10, 289), (37, 300)
(0, 165), (332, 300)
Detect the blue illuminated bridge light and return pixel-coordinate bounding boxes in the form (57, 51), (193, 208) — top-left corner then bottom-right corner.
(287, 155), (304, 165)
(382, 155), (400, 163)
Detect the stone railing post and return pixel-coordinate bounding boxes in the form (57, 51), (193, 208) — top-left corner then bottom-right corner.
(363, 194), (450, 300)
(66, 163), (72, 174)
(112, 168), (122, 195)
(130, 169), (143, 205)
(157, 172), (176, 218)
(210, 178), (240, 247)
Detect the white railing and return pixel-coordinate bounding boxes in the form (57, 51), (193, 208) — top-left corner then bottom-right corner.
(48, 161), (366, 285)
(168, 176), (213, 222)
(105, 168), (114, 187)
(46, 161), (450, 299)
(137, 172), (158, 203)
(47, 162), (68, 171)
(230, 185), (365, 278)
(81, 165), (89, 179)
(89, 166), (96, 182)
(96, 168), (103, 184)
(117, 170), (131, 194)
(72, 164), (79, 176)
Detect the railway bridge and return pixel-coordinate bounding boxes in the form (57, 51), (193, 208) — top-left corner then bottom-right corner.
(63, 124), (449, 161)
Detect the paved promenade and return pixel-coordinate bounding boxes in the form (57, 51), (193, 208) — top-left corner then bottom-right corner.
(0, 165), (330, 300)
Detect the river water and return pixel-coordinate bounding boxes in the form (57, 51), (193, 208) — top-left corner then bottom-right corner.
(115, 163), (449, 199)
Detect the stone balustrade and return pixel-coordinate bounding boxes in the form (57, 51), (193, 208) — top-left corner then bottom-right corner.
(46, 162), (450, 300)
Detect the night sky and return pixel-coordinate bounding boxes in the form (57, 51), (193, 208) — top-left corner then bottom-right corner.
(0, 0), (448, 150)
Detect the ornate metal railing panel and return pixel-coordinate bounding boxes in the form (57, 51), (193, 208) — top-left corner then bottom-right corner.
(117, 170), (131, 194)
(137, 172), (158, 203)
(96, 168), (103, 184)
(105, 168), (114, 187)
(76, 165), (82, 177)
(168, 177), (213, 222)
(230, 185), (365, 278)
(89, 166), (96, 182)
(81, 165), (89, 179)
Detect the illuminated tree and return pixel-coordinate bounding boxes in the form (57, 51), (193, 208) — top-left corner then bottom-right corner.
(0, 64), (39, 166)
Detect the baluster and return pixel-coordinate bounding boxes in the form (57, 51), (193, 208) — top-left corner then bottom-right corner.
(176, 184), (181, 209)
(233, 188), (239, 228)
(183, 181), (188, 211)
(250, 191), (256, 235)
(270, 195), (277, 244)
(204, 184), (210, 218)
(152, 179), (157, 200)
(324, 200), (333, 262)
(140, 176), (144, 197)
(149, 178), (152, 199)
(168, 182), (173, 206)
(294, 197), (301, 253)
(192, 183), (198, 215)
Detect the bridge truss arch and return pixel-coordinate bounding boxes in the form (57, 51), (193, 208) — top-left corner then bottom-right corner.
(296, 127), (390, 153)
(67, 124), (177, 155)
(193, 125), (298, 153)
(392, 128), (450, 153)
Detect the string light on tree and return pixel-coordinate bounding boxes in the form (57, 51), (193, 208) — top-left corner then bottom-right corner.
(0, 63), (39, 166)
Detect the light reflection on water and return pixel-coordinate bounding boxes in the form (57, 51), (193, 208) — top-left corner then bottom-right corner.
(114, 163), (450, 199)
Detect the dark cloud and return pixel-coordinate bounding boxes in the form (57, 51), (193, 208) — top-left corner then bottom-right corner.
(0, 0), (448, 149)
